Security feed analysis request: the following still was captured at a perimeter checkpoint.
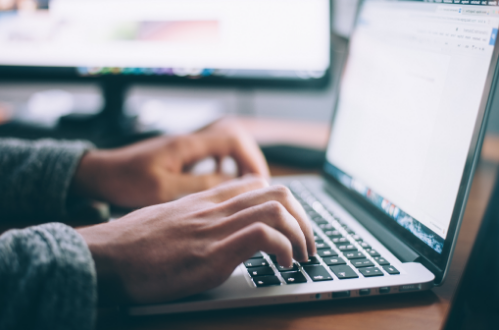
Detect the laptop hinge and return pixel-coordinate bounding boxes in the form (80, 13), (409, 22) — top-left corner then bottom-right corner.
(322, 181), (420, 263)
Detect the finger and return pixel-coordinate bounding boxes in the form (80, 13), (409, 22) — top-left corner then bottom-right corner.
(172, 173), (233, 197)
(218, 222), (293, 269)
(190, 120), (270, 178)
(205, 174), (269, 203)
(218, 185), (316, 256)
(226, 132), (270, 178)
(211, 200), (308, 262)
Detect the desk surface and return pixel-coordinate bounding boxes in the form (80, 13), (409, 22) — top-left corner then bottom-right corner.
(96, 119), (499, 330)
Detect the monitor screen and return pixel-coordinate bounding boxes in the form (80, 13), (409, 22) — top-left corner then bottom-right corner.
(0, 0), (331, 84)
(325, 0), (499, 254)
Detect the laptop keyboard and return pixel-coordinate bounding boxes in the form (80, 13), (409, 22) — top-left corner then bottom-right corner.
(245, 181), (400, 287)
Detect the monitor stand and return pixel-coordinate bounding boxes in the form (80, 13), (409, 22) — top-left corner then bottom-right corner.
(0, 78), (326, 168)
(0, 78), (159, 148)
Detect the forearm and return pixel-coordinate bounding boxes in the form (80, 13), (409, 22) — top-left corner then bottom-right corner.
(0, 138), (94, 219)
(0, 223), (97, 330)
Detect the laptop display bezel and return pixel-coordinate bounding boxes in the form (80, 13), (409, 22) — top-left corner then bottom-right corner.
(322, 0), (499, 284)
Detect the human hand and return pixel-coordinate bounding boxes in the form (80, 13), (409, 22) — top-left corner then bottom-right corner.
(71, 118), (269, 208)
(77, 176), (316, 305)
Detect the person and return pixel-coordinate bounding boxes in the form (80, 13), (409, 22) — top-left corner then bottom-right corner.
(0, 119), (316, 330)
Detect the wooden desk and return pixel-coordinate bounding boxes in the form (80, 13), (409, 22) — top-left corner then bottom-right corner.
(96, 120), (499, 330)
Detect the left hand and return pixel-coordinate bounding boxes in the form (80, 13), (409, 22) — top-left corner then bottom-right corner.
(70, 118), (270, 208)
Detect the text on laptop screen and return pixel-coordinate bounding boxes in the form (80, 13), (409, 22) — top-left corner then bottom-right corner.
(325, 0), (499, 253)
(0, 0), (330, 80)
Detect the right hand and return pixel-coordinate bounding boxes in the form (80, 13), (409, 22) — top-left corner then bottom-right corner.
(77, 176), (316, 305)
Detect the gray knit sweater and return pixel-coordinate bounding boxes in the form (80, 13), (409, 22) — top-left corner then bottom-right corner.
(0, 139), (97, 330)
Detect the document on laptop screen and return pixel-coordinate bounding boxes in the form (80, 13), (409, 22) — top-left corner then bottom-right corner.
(326, 0), (499, 253)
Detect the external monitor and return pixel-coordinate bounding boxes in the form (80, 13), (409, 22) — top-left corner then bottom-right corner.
(0, 0), (331, 88)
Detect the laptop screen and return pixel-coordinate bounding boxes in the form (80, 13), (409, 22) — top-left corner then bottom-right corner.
(325, 0), (499, 254)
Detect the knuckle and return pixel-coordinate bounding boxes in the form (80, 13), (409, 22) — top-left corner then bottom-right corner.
(271, 185), (292, 199)
(264, 200), (285, 217)
(251, 222), (270, 241)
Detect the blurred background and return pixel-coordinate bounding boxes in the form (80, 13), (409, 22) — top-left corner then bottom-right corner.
(0, 0), (497, 161)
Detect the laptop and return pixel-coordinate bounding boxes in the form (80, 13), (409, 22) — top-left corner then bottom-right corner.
(129, 0), (499, 315)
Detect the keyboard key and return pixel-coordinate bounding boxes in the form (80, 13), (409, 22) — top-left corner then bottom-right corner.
(359, 267), (383, 277)
(366, 249), (381, 257)
(275, 263), (299, 272)
(249, 252), (263, 259)
(313, 235), (321, 241)
(281, 271), (307, 284)
(299, 256), (321, 266)
(324, 230), (342, 238)
(315, 238), (324, 244)
(330, 265), (359, 279)
(331, 237), (349, 244)
(303, 265), (333, 282)
(351, 259), (375, 268)
(307, 211), (318, 218)
(253, 275), (281, 287)
(346, 230), (356, 235)
(313, 217), (328, 225)
(352, 234), (363, 242)
(303, 205), (313, 212)
(337, 244), (358, 252)
(323, 257), (347, 266)
(318, 249), (338, 257)
(315, 242), (330, 250)
(248, 266), (274, 277)
(244, 258), (269, 268)
(383, 265), (400, 275)
(359, 242), (371, 249)
(344, 252), (365, 259)
(319, 223), (334, 230)
(374, 257), (390, 266)
(300, 191), (311, 199)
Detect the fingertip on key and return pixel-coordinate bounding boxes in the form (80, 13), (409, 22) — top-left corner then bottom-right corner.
(278, 257), (293, 269)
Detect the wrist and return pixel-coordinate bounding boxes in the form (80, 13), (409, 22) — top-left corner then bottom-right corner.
(71, 150), (111, 201)
(78, 225), (127, 305)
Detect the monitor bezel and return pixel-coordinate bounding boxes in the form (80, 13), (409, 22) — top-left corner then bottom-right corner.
(322, 1), (499, 284)
(0, 65), (331, 89)
(0, 0), (332, 90)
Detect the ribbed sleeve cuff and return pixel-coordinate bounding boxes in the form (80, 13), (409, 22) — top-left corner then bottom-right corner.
(0, 139), (94, 219)
(34, 140), (94, 217)
(0, 223), (97, 330)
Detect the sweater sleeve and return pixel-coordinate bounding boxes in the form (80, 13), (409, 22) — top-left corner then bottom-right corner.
(0, 139), (94, 219)
(0, 223), (97, 330)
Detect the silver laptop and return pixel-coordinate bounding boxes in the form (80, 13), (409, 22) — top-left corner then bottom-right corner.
(129, 0), (499, 315)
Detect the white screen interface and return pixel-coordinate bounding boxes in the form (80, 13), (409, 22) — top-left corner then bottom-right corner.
(0, 0), (330, 79)
(326, 0), (499, 253)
